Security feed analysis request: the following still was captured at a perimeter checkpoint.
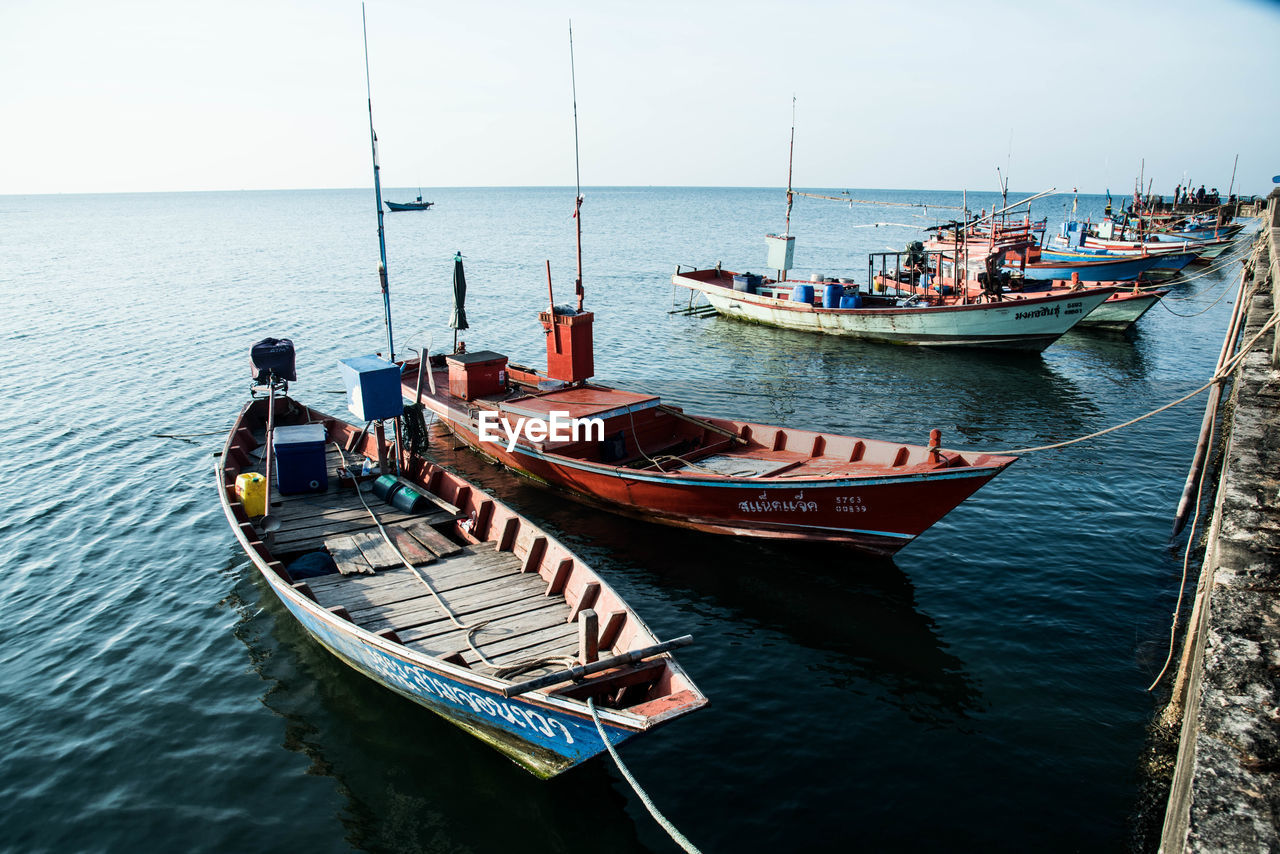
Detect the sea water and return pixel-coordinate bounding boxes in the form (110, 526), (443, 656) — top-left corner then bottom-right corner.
(0, 187), (1249, 852)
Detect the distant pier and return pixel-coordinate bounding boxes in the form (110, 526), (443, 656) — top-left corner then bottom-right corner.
(1158, 191), (1280, 852)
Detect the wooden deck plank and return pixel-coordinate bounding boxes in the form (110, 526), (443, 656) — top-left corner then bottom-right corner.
(407, 596), (572, 649)
(307, 548), (533, 615)
(396, 595), (567, 648)
(350, 531), (403, 571)
(304, 544), (517, 594)
(268, 509), (460, 550)
(307, 560), (500, 606)
(488, 635), (581, 669)
(452, 616), (580, 665)
(319, 569), (543, 625)
(384, 526), (436, 566)
(405, 521), (464, 557)
(358, 574), (553, 635)
(399, 599), (570, 660)
(325, 535), (373, 575)
(269, 503), (443, 536)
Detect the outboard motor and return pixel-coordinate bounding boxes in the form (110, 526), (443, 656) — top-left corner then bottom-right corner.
(251, 337), (296, 384)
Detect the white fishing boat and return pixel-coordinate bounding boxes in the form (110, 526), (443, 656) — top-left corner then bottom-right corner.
(674, 267), (1114, 351)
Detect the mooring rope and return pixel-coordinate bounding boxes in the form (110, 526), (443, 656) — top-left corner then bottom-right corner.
(1144, 242), (1253, 297)
(987, 308), (1279, 456)
(1157, 276), (1239, 318)
(587, 698), (701, 854)
(1146, 401), (1216, 693)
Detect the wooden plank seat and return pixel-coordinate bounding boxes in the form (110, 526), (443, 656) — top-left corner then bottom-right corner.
(306, 541), (581, 675)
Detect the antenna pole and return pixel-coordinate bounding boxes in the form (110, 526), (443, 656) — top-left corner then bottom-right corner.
(362, 3), (394, 361)
(785, 96), (795, 236)
(569, 20), (584, 312)
(1227, 153), (1238, 199)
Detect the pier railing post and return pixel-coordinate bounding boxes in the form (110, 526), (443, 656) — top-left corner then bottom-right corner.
(1270, 193), (1280, 368)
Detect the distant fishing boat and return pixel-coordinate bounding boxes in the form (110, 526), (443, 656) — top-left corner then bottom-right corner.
(1070, 218), (1235, 261)
(999, 243), (1164, 282)
(1039, 224), (1197, 281)
(386, 190), (433, 212)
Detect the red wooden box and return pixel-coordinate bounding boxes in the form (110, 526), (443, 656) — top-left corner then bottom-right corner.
(446, 351), (508, 400)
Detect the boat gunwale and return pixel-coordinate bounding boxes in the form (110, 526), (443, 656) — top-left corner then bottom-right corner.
(415, 383), (1018, 484)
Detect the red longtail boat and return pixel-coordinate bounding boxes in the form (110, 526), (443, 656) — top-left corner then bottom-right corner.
(400, 218), (1014, 556)
(400, 351), (1015, 555)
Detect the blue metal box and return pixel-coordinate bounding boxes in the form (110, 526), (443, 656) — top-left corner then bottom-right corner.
(273, 423), (328, 494)
(338, 355), (403, 422)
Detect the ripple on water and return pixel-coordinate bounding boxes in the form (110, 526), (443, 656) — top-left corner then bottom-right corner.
(0, 189), (1253, 852)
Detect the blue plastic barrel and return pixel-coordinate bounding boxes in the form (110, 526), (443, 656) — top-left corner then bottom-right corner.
(840, 294), (862, 309)
(791, 284), (814, 303)
(822, 284), (843, 308)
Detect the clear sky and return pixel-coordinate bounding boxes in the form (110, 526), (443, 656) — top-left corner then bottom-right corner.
(5, 0), (1279, 196)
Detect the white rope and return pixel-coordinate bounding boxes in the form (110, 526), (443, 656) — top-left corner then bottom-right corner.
(1148, 243), (1253, 297)
(587, 698), (701, 854)
(1147, 400), (1215, 693)
(987, 309), (1279, 456)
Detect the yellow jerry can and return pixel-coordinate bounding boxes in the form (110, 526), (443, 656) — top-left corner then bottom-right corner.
(235, 472), (267, 517)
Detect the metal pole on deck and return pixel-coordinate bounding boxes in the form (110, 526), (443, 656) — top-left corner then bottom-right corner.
(363, 4), (394, 363)
(569, 20), (585, 312)
(362, 4), (401, 473)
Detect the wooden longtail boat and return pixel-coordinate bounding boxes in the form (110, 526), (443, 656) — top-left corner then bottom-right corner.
(869, 268), (1166, 334)
(217, 387), (705, 777)
(213, 17), (703, 779)
(675, 266), (1115, 351)
(392, 100), (1015, 555)
(400, 349), (1018, 555)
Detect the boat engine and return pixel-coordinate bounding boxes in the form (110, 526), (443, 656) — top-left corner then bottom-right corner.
(904, 240), (927, 271)
(251, 337), (296, 384)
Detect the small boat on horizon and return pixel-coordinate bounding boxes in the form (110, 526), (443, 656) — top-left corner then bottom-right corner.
(386, 188), (434, 211)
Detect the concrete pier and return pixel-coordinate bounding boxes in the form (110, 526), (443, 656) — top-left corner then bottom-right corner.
(1158, 193), (1280, 852)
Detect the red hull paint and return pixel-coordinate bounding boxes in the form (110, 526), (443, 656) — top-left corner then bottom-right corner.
(404, 369), (1015, 556)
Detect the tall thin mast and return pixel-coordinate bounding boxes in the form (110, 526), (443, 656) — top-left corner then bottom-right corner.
(569, 20), (584, 312)
(1228, 153), (1239, 199)
(362, 3), (394, 360)
(784, 96), (795, 236)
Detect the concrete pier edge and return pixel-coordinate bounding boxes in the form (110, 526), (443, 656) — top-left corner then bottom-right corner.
(1158, 193), (1280, 852)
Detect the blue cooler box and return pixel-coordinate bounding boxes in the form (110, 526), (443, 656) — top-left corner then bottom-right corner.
(273, 424), (328, 494)
(339, 355), (403, 422)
